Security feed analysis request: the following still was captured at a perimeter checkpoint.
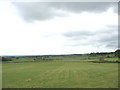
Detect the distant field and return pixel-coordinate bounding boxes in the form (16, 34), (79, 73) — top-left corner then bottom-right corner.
(3, 62), (118, 88)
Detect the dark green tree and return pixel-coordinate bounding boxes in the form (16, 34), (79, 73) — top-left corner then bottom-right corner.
(2, 57), (12, 61)
(115, 49), (120, 58)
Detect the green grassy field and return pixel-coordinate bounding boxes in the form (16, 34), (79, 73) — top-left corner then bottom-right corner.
(2, 62), (118, 88)
(0, 63), (2, 89)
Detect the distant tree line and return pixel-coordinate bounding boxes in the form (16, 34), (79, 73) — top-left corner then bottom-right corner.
(2, 57), (12, 61)
(89, 52), (114, 57)
(2, 49), (120, 62)
(115, 49), (120, 58)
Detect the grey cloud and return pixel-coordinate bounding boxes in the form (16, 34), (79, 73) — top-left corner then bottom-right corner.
(118, 2), (120, 15)
(118, 25), (120, 48)
(62, 30), (94, 46)
(62, 25), (118, 49)
(12, 2), (117, 22)
(49, 2), (117, 13)
(93, 25), (118, 48)
(13, 2), (67, 22)
(98, 33), (118, 49)
(63, 31), (93, 40)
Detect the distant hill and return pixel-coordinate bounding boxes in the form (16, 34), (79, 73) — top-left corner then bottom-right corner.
(115, 49), (120, 58)
(1, 49), (119, 62)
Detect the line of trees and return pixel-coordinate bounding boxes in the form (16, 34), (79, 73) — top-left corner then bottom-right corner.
(115, 49), (120, 58)
(2, 57), (12, 61)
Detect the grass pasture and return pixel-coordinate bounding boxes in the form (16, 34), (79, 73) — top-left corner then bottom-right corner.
(2, 61), (118, 88)
(0, 62), (2, 89)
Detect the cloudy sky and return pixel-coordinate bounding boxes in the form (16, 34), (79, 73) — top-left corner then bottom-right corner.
(0, 1), (118, 55)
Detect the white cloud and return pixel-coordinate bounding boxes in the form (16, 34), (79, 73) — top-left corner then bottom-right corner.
(0, 2), (118, 55)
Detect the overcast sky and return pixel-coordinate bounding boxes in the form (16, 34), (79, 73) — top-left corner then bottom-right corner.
(0, 1), (118, 55)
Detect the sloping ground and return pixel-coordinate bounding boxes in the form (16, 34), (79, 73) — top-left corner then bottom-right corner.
(2, 62), (118, 88)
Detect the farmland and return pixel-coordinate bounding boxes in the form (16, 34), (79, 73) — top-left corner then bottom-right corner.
(0, 62), (2, 89)
(2, 56), (118, 88)
(2, 52), (119, 88)
(3, 62), (118, 88)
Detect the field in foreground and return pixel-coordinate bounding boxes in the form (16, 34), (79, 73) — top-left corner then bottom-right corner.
(2, 61), (118, 88)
